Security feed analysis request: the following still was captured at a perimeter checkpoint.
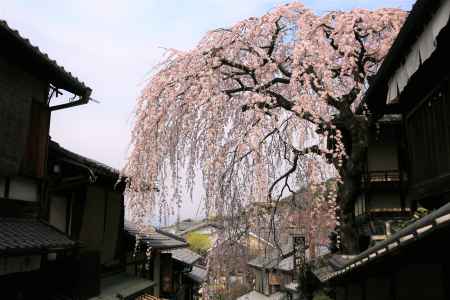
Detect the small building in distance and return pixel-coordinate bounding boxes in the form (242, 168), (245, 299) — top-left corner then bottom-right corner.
(125, 221), (206, 300)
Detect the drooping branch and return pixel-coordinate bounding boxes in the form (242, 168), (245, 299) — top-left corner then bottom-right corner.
(124, 4), (407, 260)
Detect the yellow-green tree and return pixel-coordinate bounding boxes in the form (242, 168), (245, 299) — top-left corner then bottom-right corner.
(186, 232), (212, 255)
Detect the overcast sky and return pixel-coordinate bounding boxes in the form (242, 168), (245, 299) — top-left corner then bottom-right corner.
(1, 0), (414, 222)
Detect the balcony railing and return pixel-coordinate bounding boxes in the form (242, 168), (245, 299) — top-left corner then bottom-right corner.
(362, 170), (401, 186)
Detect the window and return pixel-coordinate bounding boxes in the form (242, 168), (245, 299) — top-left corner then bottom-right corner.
(8, 177), (39, 202)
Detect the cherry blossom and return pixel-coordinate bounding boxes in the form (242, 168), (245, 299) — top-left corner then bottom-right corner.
(124, 3), (406, 253)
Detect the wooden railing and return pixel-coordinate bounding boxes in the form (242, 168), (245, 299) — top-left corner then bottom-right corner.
(362, 170), (401, 184)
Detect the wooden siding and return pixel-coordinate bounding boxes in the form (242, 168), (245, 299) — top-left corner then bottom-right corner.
(406, 78), (450, 198)
(0, 55), (48, 177)
(20, 100), (50, 178)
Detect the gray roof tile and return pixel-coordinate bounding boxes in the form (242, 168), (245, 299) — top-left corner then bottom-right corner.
(49, 140), (120, 179)
(125, 221), (187, 250)
(162, 247), (201, 265)
(0, 218), (76, 254)
(187, 266), (207, 283)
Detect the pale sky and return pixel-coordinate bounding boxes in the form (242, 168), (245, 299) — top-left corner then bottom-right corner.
(1, 0), (414, 222)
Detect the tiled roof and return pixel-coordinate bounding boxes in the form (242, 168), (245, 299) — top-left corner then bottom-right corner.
(250, 240), (330, 271)
(89, 273), (155, 300)
(323, 202), (450, 282)
(275, 256), (294, 272)
(164, 219), (221, 236)
(248, 240), (293, 269)
(125, 221), (188, 250)
(311, 254), (354, 283)
(0, 19), (91, 97)
(187, 266), (207, 283)
(162, 247), (201, 265)
(0, 218), (76, 254)
(49, 140), (120, 179)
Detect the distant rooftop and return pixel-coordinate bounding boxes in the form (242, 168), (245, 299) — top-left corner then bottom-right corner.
(163, 218), (221, 236)
(162, 247), (201, 265)
(249, 240), (329, 271)
(248, 239), (294, 270)
(187, 266), (207, 283)
(125, 221), (188, 250)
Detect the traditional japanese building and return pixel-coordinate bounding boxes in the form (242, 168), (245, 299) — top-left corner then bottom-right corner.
(0, 19), (160, 300)
(0, 19), (92, 299)
(352, 114), (410, 250)
(322, 1), (450, 299)
(242, 237), (329, 300)
(125, 221), (205, 300)
(47, 141), (151, 300)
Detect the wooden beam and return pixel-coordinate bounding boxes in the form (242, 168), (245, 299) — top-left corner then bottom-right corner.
(50, 98), (88, 111)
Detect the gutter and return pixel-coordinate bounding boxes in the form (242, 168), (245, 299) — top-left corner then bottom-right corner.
(50, 88), (92, 111)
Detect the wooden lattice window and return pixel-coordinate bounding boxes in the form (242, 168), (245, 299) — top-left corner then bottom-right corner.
(406, 79), (450, 186)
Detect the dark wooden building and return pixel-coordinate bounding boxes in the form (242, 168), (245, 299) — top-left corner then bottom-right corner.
(1, 19), (157, 300)
(0, 19), (91, 299)
(48, 141), (147, 299)
(353, 115), (411, 250)
(322, 1), (450, 299)
(125, 222), (205, 300)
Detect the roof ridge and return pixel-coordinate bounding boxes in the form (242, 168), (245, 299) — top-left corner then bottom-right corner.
(0, 19), (91, 96)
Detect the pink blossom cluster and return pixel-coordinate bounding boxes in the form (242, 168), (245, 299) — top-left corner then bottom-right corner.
(123, 2), (405, 239)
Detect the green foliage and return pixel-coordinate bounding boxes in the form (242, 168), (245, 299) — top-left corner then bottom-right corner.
(186, 231), (212, 255)
(392, 207), (430, 232)
(313, 291), (334, 300)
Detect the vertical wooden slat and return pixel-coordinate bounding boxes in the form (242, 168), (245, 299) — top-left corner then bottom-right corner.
(20, 100), (50, 178)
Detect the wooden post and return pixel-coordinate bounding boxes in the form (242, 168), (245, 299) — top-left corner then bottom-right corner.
(153, 250), (161, 297)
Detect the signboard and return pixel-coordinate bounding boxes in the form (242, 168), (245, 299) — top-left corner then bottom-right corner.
(292, 234), (306, 276)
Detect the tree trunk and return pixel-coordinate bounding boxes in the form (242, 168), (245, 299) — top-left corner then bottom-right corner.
(336, 115), (368, 254)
